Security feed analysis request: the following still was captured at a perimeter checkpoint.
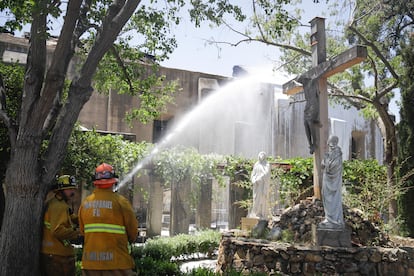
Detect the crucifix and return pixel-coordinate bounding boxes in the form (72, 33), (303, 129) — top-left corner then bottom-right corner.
(282, 17), (367, 199)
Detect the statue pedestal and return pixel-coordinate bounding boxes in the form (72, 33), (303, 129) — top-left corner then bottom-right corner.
(313, 225), (351, 247)
(241, 217), (259, 231)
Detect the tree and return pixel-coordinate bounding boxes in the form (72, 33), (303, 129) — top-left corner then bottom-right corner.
(398, 35), (414, 235)
(0, 0), (244, 274)
(331, 0), (402, 223)
(335, 0), (413, 227)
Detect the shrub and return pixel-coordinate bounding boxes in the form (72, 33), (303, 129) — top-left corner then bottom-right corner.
(135, 256), (181, 276)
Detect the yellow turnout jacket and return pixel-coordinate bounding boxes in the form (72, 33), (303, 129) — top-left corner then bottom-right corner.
(78, 188), (138, 270)
(41, 193), (79, 256)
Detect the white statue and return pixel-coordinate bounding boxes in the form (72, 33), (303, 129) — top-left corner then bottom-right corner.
(248, 151), (271, 220)
(319, 135), (345, 229)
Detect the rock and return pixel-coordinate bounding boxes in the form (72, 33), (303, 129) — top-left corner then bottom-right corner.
(267, 226), (282, 240)
(269, 199), (391, 247)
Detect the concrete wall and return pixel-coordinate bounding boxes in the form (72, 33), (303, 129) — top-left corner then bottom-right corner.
(77, 66), (230, 144)
(273, 88), (384, 162)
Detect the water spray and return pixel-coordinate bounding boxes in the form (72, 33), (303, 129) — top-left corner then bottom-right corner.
(115, 71), (290, 191)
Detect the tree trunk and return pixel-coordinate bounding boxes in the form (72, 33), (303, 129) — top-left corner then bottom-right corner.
(0, 2), (140, 274)
(0, 155), (46, 276)
(0, 185), (4, 231)
(376, 102), (398, 222)
(385, 124), (398, 222)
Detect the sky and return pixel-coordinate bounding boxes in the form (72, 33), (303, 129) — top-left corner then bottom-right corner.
(160, 2), (328, 78)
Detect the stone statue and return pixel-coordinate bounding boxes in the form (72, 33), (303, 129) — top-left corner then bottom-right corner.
(319, 135), (345, 229)
(298, 76), (321, 154)
(248, 151), (271, 220)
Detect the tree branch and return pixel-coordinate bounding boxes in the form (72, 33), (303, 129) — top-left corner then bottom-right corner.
(43, 0), (141, 178)
(348, 24), (399, 81)
(328, 81), (368, 109)
(110, 45), (135, 94)
(19, 2), (48, 131)
(206, 21), (311, 56)
(79, 0), (141, 83)
(41, 0), (83, 136)
(74, 0), (94, 41)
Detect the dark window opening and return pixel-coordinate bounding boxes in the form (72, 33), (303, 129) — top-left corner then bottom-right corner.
(153, 119), (171, 143)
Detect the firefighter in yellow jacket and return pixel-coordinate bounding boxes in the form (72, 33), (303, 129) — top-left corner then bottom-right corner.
(41, 174), (80, 276)
(78, 163), (138, 276)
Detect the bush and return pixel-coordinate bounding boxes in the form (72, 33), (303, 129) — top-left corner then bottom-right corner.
(132, 229), (221, 261)
(135, 257), (181, 276)
(132, 230), (221, 274)
(342, 159), (389, 223)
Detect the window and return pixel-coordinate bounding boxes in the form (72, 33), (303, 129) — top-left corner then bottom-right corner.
(153, 119), (171, 143)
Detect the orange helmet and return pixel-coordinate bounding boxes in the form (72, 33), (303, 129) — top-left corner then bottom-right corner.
(93, 163), (118, 189)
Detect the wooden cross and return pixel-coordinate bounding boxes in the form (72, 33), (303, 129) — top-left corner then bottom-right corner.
(282, 17), (367, 199)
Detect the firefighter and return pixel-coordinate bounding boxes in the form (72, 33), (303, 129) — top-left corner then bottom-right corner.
(40, 174), (80, 276)
(78, 163), (138, 276)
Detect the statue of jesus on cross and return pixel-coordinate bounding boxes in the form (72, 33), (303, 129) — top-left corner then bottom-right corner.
(297, 76), (322, 154)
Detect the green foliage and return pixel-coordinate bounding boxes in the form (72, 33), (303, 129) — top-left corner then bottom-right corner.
(277, 157), (313, 205)
(0, 1), (37, 31)
(225, 156), (313, 211)
(252, 0), (302, 39)
(185, 267), (217, 276)
(222, 155), (253, 183)
(280, 229), (295, 243)
(63, 127), (151, 189)
(342, 159), (391, 224)
(132, 229), (221, 261)
(135, 257), (181, 276)
(221, 155), (253, 210)
(94, 53), (179, 124)
(0, 63), (23, 120)
(397, 35), (414, 235)
(75, 261), (82, 276)
(0, 63), (24, 180)
(131, 230), (221, 275)
(187, 1), (245, 27)
(154, 146), (199, 186)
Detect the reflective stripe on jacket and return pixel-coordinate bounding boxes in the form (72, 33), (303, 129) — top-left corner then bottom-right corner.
(78, 188), (138, 270)
(84, 223), (126, 234)
(41, 194), (79, 256)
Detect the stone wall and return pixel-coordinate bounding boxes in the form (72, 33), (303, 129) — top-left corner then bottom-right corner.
(216, 232), (414, 275)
